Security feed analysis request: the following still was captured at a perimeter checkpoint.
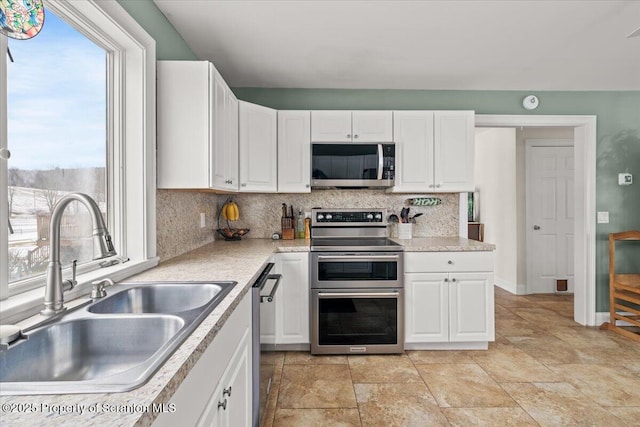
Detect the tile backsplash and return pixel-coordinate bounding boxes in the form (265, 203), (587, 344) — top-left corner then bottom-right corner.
(216, 190), (460, 239)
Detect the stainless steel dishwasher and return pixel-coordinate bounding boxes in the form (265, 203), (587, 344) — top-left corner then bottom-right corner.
(251, 262), (281, 427)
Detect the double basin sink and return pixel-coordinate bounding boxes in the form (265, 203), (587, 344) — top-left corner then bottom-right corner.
(0, 281), (236, 395)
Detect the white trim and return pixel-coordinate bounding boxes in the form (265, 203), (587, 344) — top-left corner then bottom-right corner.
(459, 193), (468, 238)
(0, 35), (7, 301)
(494, 277), (527, 295)
(475, 114), (597, 326)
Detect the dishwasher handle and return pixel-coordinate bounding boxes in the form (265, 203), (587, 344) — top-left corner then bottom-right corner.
(260, 274), (282, 303)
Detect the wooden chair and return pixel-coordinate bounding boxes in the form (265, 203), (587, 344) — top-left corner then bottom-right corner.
(600, 230), (640, 342)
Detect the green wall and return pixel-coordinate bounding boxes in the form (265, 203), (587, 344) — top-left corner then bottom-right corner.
(115, 0), (640, 312)
(116, 0), (197, 60)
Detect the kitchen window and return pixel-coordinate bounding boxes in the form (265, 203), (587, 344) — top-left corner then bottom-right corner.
(0, 0), (157, 321)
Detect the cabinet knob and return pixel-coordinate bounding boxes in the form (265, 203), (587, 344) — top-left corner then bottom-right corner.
(444, 278), (449, 282)
(305, 184), (310, 188)
(452, 278), (457, 282)
(354, 134), (359, 139)
(241, 183), (246, 187)
(229, 179), (233, 184)
(448, 260), (453, 264)
(218, 399), (227, 410)
(429, 184), (434, 188)
(436, 184), (441, 188)
(347, 134), (351, 138)
(223, 386), (232, 397)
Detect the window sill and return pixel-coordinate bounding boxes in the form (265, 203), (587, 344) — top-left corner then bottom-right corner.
(0, 257), (159, 324)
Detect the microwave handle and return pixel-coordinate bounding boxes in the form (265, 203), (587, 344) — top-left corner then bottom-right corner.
(377, 144), (384, 180)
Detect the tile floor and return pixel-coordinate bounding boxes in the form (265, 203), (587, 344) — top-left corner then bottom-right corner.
(261, 287), (640, 426)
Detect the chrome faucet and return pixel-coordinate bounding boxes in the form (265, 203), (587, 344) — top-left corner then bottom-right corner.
(41, 193), (117, 317)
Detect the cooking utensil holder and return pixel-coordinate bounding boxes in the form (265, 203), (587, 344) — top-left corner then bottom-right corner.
(398, 223), (413, 239)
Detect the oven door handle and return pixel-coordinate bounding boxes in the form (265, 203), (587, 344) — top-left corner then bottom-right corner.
(317, 291), (400, 298)
(260, 274), (282, 303)
(316, 255), (400, 262)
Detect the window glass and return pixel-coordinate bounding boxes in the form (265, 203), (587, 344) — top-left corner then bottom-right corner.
(7, 9), (106, 285)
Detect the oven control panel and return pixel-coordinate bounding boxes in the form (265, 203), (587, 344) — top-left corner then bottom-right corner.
(313, 210), (384, 224)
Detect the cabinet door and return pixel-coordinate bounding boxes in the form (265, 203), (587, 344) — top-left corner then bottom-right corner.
(278, 111), (311, 193)
(274, 252), (310, 344)
(157, 61), (210, 189)
(311, 111), (352, 142)
(392, 111), (435, 192)
(211, 70), (229, 189)
(225, 91), (239, 190)
(433, 111), (475, 192)
(239, 101), (278, 192)
(448, 272), (494, 342)
(352, 111), (393, 142)
(405, 273), (449, 343)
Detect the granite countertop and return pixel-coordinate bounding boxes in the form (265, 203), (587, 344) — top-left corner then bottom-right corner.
(396, 236), (495, 251)
(0, 236), (491, 426)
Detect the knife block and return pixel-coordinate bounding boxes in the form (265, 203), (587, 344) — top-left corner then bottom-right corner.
(281, 218), (294, 240)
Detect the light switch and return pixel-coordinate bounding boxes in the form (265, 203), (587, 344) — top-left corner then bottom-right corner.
(200, 212), (206, 228)
(597, 211), (609, 224)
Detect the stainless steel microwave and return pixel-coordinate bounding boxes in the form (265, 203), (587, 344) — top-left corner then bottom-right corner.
(311, 143), (395, 188)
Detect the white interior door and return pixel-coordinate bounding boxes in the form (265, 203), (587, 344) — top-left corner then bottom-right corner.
(526, 142), (575, 293)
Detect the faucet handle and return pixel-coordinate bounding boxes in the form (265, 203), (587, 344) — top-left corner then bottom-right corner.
(62, 260), (77, 292)
(91, 278), (115, 299)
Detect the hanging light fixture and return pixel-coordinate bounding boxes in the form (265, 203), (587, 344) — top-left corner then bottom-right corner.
(0, 0), (45, 40)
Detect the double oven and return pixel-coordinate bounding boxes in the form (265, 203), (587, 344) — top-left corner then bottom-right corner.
(310, 209), (404, 354)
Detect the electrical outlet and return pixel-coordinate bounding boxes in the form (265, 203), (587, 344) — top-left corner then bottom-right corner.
(597, 211), (609, 224)
(200, 212), (206, 228)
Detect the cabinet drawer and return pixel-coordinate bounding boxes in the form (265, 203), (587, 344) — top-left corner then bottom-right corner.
(405, 251), (494, 273)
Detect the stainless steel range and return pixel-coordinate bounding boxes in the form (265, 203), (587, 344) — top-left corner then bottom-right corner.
(310, 208), (404, 355)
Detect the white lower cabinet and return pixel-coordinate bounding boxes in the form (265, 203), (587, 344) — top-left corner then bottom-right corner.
(261, 252), (309, 346)
(404, 251), (495, 349)
(153, 293), (252, 427)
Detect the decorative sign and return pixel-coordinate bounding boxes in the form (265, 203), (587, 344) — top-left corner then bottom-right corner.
(408, 197), (441, 207)
(0, 0), (45, 40)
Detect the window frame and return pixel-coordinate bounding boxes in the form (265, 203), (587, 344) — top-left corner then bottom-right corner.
(0, 0), (157, 322)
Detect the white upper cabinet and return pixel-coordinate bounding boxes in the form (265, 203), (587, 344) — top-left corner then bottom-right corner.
(391, 110), (474, 193)
(311, 110), (393, 142)
(278, 111), (311, 193)
(434, 111), (475, 192)
(157, 61), (238, 191)
(239, 101), (278, 192)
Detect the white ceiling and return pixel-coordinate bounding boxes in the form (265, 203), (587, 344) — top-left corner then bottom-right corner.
(153, 0), (640, 90)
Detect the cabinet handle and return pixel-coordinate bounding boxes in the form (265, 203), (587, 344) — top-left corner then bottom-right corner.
(229, 179), (233, 184)
(444, 278), (449, 282)
(448, 260), (453, 265)
(217, 399), (227, 410)
(223, 386), (232, 397)
(452, 278), (457, 282)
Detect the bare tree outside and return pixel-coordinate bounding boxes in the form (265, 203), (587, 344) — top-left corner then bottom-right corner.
(40, 188), (62, 213)
(8, 186), (16, 217)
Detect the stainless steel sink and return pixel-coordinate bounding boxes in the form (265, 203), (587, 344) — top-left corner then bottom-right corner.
(89, 283), (230, 314)
(0, 281), (236, 395)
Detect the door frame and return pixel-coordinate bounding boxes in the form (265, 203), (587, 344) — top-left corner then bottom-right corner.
(525, 139), (574, 295)
(473, 115), (597, 326)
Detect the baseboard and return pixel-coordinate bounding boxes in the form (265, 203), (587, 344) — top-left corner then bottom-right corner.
(494, 278), (527, 295)
(405, 342), (489, 350)
(595, 311), (637, 326)
(261, 343), (310, 351)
